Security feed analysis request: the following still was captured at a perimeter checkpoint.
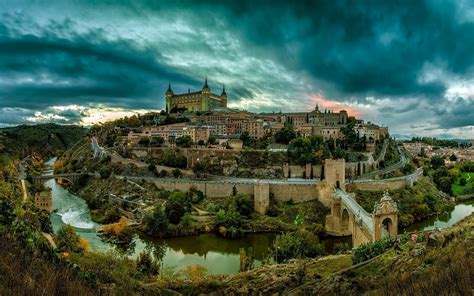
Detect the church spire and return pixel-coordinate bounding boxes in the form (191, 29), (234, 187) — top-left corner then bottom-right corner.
(166, 82), (173, 95)
(202, 76), (210, 92)
(221, 84), (226, 96)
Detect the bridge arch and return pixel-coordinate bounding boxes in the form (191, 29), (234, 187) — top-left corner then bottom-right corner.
(341, 208), (350, 233)
(32, 174), (84, 187)
(381, 217), (395, 238)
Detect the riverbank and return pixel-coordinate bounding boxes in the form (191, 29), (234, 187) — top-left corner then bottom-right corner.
(139, 213), (474, 295)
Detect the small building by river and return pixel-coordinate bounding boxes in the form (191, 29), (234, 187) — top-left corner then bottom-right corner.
(34, 190), (52, 212)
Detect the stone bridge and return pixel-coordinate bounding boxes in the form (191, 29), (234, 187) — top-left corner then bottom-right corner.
(32, 173), (85, 187)
(322, 159), (399, 247)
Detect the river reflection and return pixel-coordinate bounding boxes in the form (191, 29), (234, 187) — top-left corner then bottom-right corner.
(405, 200), (474, 232)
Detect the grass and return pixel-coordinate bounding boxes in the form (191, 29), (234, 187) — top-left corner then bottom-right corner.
(310, 255), (352, 278)
(452, 172), (474, 196)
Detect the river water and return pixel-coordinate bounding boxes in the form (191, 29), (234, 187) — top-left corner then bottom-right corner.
(405, 200), (474, 232)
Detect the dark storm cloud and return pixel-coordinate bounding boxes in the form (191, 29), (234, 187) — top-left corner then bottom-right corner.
(0, 0), (473, 135)
(0, 16), (199, 110)
(222, 0), (474, 101)
(93, 0), (474, 101)
(431, 98), (474, 129)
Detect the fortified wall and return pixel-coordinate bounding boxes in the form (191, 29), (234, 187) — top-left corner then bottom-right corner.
(151, 178), (319, 206)
(346, 170), (420, 192)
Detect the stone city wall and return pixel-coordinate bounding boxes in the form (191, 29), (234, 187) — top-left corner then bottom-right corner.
(151, 178), (318, 203)
(282, 164), (322, 179)
(347, 171), (419, 192)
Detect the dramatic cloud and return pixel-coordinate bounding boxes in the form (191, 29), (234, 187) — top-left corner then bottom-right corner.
(0, 0), (473, 138)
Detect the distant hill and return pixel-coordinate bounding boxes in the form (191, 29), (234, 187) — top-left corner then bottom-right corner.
(0, 123), (88, 159)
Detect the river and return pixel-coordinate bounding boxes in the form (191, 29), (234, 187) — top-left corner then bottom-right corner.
(405, 199), (474, 232)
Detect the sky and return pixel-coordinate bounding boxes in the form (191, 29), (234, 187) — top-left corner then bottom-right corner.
(0, 0), (473, 139)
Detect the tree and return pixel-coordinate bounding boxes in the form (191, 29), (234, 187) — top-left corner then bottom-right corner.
(208, 135), (217, 145)
(175, 135), (193, 148)
(288, 137), (314, 165)
(150, 136), (164, 146)
(239, 131), (253, 147)
(459, 178), (467, 186)
(234, 193), (254, 217)
(430, 155), (445, 170)
(333, 147), (347, 159)
(402, 163), (415, 175)
(274, 124), (296, 144)
(172, 168), (182, 178)
(165, 192), (190, 224)
(271, 229), (324, 263)
(143, 205), (169, 236)
(419, 147), (427, 157)
(148, 163), (156, 172)
(138, 137), (150, 147)
(449, 154), (458, 162)
(136, 251), (160, 276)
(56, 224), (83, 253)
(99, 165), (112, 179)
(193, 159), (210, 175)
(438, 176), (453, 195)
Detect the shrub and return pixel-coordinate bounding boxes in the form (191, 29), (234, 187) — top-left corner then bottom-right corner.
(148, 163), (156, 172)
(271, 229), (325, 263)
(188, 187), (205, 204)
(430, 156), (445, 170)
(215, 209), (243, 229)
(56, 224), (84, 253)
(143, 205), (169, 236)
(99, 165), (112, 179)
(234, 193), (254, 217)
(352, 237), (394, 264)
(180, 212), (193, 226)
(136, 251), (160, 276)
(158, 169), (168, 178)
(165, 192), (191, 224)
(172, 168), (182, 178)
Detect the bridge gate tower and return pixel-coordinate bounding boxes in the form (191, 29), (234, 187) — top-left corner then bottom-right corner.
(372, 191), (398, 240)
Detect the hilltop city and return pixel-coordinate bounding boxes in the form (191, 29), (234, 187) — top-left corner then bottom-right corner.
(124, 78), (388, 152)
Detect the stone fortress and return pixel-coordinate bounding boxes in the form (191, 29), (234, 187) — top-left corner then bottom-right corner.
(165, 78), (227, 113)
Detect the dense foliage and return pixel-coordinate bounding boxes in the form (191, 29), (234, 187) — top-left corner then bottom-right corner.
(355, 177), (453, 228)
(271, 229), (325, 263)
(0, 124), (88, 159)
(352, 237), (394, 264)
(143, 205), (169, 236)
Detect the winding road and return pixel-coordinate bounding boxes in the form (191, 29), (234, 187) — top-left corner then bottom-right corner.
(357, 146), (409, 181)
